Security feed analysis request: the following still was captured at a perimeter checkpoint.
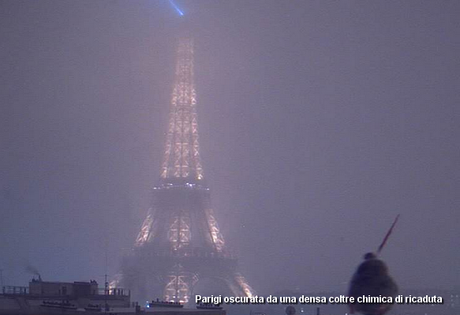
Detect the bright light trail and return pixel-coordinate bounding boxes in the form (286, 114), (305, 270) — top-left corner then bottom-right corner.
(168, 0), (184, 16)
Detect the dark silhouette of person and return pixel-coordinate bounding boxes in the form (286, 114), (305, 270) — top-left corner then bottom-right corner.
(348, 253), (398, 315)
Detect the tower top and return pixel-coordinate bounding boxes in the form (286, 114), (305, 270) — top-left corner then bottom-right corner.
(160, 38), (204, 181)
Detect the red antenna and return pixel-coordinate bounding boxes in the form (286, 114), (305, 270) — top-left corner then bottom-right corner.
(377, 214), (400, 255)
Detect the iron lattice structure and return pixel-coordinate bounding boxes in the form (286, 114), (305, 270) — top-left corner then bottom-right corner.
(116, 38), (255, 303)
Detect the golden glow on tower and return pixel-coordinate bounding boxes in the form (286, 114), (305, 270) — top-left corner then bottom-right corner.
(123, 38), (256, 304)
(161, 38), (203, 180)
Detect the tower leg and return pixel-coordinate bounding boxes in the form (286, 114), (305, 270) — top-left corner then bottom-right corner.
(163, 264), (198, 303)
(225, 273), (256, 298)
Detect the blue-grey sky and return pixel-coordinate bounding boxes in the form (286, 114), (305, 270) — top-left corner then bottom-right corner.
(1, 0), (459, 294)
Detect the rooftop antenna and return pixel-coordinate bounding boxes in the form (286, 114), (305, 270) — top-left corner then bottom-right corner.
(377, 214), (400, 255)
(105, 244), (108, 292)
(103, 238), (109, 312)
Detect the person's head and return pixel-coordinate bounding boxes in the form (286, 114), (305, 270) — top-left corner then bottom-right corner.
(358, 253), (388, 275)
(363, 252), (377, 260)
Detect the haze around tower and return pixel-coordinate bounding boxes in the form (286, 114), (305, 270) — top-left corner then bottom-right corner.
(0, 0), (459, 304)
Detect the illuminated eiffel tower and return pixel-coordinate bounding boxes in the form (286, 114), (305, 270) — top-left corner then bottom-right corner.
(116, 38), (255, 303)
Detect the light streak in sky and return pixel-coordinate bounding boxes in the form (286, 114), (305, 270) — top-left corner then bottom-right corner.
(168, 0), (184, 16)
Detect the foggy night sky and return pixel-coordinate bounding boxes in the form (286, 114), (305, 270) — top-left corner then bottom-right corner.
(1, 0), (459, 294)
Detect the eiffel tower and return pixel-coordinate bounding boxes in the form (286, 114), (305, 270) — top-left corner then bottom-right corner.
(116, 38), (255, 304)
